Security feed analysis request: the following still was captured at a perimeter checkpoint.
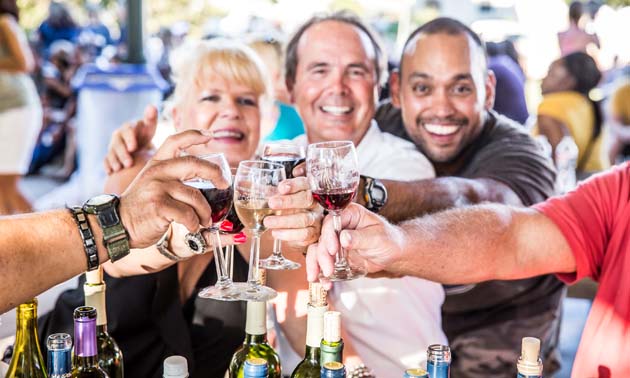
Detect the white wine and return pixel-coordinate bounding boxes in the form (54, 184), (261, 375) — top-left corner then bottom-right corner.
(235, 200), (275, 232)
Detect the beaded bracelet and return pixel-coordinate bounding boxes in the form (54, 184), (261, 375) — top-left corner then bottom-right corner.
(68, 206), (99, 271)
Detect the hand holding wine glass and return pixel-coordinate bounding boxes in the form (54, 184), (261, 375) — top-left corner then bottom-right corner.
(307, 141), (366, 281)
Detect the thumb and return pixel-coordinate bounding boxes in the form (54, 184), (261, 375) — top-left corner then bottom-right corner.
(139, 105), (159, 145)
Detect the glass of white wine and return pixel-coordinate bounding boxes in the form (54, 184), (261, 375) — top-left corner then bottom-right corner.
(232, 160), (286, 301)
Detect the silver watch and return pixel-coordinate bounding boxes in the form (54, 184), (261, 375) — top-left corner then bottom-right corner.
(156, 225), (185, 262)
(184, 230), (208, 255)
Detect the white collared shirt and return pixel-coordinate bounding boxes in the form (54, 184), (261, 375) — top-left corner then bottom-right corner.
(279, 121), (446, 375)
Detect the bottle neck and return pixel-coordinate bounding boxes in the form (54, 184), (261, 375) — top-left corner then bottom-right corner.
(305, 304), (327, 348)
(48, 349), (72, 377)
(15, 305), (40, 347)
(245, 301), (267, 336)
(244, 333), (267, 345)
(303, 345), (320, 363)
(74, 319), (98, 360)
(320, 339), (343, 365)
(426, 361), (450, 378)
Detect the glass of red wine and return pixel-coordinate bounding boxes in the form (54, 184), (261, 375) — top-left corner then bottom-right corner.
(307, 141), (366, 281)
(185, 153), (239, 301)
(259, 142), (305, 270)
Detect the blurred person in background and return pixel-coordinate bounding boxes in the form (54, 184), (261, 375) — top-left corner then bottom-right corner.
(533, 52), (607, 177)
(37, 1), (80, 54)
(0, 0), (42, 214)
(558, 1), (600, 57)
(486, 40), (529, 125)
(80, 4), (113, 53)
(248, 33), (305, 142)
(606, 79), (630, 164)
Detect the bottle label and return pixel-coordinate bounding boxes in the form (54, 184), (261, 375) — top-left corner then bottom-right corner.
(84, 284), (108, 326)
(245, 301), (266, 335)
(306, 304), (327, 347)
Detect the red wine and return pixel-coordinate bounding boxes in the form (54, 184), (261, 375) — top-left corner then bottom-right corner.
(262, 155), (305, 179)
(312, 189), (356, 211)
(185, 181), (233, 224)
(222, 206), (245, 234)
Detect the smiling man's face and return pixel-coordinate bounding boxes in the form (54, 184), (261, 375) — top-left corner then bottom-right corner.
(291, 20), (378, 146)
(391, 32), (495, 164)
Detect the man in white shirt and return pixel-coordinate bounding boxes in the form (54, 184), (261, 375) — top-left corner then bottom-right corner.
(266, 12), (445, 376)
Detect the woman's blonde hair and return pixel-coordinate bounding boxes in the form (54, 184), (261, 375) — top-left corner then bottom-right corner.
(166, 38), (271, 116)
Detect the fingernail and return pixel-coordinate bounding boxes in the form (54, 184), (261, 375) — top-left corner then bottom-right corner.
(220, 220), (233, 232)
(124, 160), (132, 167)
(199, 130), (213, 137)
(234, 232), (247, 243)
(280, 181), (291, 192)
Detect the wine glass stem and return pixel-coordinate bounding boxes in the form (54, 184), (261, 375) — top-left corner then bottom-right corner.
(332, 213), (348, 268)
(272, 238), (283, 258)
(225, 244), (234, 280)
(247, 231), (262, 288)
(211, 229), (231, 286)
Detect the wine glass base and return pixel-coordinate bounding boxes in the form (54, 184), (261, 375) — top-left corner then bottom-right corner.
(259, 256), (301, 270)
(321, 265), (367, 282)
(198, 284), (243, 302)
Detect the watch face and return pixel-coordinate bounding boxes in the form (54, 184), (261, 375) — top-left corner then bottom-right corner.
(372, 189), (385, 202)
(87, 194), (116, 207)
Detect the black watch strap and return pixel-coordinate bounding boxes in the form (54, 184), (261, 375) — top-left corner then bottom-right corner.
(68, 206), (99, 271)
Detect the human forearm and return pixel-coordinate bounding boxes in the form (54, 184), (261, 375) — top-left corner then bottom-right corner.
(0, 57), (30, 72)
(379, 177), (522, 223)
(388, 205), (574, 283)
(0, 210), (109, 313)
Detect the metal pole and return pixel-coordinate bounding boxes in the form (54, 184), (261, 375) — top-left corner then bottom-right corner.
(126, 0), (145, 64)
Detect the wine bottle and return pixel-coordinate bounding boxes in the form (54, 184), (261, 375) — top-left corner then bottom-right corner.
(426, 344), (451, 378)
(516, 337), (543, 378)
(244, 358), (268, 378)
(71, 306), (109, 378)
(47, 333), (72, 378)
(163, 355), (188, 378)
(403, 368), (428, 378)
(320, 361), (346, 378)
(5, 298), (48, 378)
(319, 311), (343, 366)
(291, 283), (328, 378)
(229, 301), (281, 378)
(83, 268), (124, 378)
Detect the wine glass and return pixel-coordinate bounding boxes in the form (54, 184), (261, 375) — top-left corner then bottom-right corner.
(259, 142), (305, 270)
(232, 160), (286, 301)
(307, 141), (366, 281)
(185, 153), (239, 301)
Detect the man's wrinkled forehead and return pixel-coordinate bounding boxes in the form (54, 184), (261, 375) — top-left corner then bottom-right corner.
(298, 20), (376, 62)
(401, 31), (487, 78)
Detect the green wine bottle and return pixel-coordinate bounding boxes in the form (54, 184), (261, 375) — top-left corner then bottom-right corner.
(84, 269), (123, 378)
(319, 311), (343, 366)
(5, 298), (48, 378)
(291, 283), (328, 378)
(71, 307), (109, 378)
(229, 301), (281, 378)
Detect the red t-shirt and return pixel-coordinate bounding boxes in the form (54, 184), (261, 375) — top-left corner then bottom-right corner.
(534, 163), (630, 378)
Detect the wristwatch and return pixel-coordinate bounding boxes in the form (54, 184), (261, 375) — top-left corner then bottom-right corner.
(83, 194), (130, 263)
(361, 175), (388, 213)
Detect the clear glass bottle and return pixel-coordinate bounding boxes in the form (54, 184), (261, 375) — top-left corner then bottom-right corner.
(229, 301), (281, 378)
(426, 344), (450, 378)
(320, 361), (345, 378)
(83, 268), (123, 378)
(71, 306), (109, 378)
(47, 333), (72, 378)
(291, 283), (328, 378)
(319, 311), (343, 367)
(5, 298), (48, 378)
(163, 355), (188, 378)
(516, 337), (543, 378)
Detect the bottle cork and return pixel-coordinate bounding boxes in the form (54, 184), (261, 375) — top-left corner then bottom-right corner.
(323, 311), (341, 342)
(521, 337), (540, 363)
(85, 267), (103, 285)
(309, 282), (327, 307)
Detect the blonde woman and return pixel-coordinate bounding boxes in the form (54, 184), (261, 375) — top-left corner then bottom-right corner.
(0, 0), (42, 214)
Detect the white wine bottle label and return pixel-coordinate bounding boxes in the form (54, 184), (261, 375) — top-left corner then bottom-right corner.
(306, 304), (328, 347)
(246, 301), (267, 335)
(84, 283), (107, 326)
(323, 311), (341, 343)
